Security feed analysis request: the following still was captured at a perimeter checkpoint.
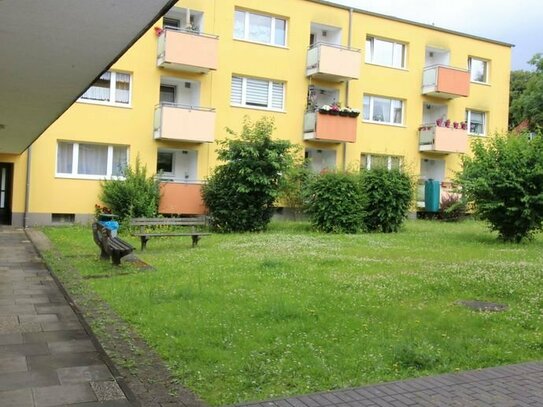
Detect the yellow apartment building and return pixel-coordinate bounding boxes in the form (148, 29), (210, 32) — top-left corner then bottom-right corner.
(0, 0), (512, 226)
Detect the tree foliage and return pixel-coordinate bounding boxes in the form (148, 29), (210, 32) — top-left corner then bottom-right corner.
(510, 54), (543, 131)
(457, 133), (543, 242)
(100, 157), (160, 222)
(202, 117), (296, 232)
(359, 168), (414, 233)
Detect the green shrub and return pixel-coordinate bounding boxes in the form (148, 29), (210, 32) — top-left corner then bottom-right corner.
(277, 161), (314, 220)
(439, 193), (467, 221)
(359, 168), (414, 233)
(457, 132), (543, 242)
(303, 171), (364, 233)
(99, 157), (160, 222)
(202, 117), (296, 232)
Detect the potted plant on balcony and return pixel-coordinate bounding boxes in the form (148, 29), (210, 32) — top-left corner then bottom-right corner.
(460, 121), (468, 130)
(348, 108), (360, 118)
(453, 121), (459, 129)
(436, 117), (444, 127)
(328, 102), (340, 116)
(445, 119), (451, 128)
(319, 105), (331, 114)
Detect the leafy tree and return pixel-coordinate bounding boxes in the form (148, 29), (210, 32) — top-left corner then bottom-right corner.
(202, 117), (296, 232)
(359, 168), (414, 233)
(277, 160), (313, 220)
(100, 156), (160, 222)
(509, 70), (533, 129)
(457, 133), (543, 242)
(303, 171), (365, 233)
(510, 54), (543, 131)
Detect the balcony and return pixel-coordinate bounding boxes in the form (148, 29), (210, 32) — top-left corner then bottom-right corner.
(159, 181), (206, 215)
(306, 43), (361, 82)
(419, 124), (468, 154)
(154, 103), (215, 143)
(422, 65), (470, 99)
(303, 111), (357, 143)
(157, 29), (218, 73)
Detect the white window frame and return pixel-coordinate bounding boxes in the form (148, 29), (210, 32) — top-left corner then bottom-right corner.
(365, 36), (406, 69)
(361, 154), (403, 171)
(466, 109), (487, 136)
(56, 142), (128, 180)
(231, 76), (285, 112)
(363, 95), (405, 126)
(468, 57), (489, 84)
(78, 71), (132, 108)
(234, 9), (287, 47)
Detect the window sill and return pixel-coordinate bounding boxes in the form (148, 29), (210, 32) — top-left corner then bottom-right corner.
(362, 120), (406, 128)
(233, 38), (288, 50)
(76, 99), (132, 109)
(468, 133), (487, 137)
(470, 80), (490, 87)
(56, 174), (125, 181)
(364, 62), (408, 72)
(231, 104), (286, 114)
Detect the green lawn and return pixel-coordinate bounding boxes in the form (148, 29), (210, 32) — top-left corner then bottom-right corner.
(42, 220), (543, 405)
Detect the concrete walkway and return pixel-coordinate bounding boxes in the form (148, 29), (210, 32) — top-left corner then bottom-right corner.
(0, 226), (131, 407)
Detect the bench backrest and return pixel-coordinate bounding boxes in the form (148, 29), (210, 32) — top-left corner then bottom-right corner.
(130, 216), (207, 227)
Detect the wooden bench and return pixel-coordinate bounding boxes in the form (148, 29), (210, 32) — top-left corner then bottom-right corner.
(92, 222), (135, 266)
(129, 216), (211, 250)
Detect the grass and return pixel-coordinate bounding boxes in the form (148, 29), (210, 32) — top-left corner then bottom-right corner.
(41, 220), (543, 405)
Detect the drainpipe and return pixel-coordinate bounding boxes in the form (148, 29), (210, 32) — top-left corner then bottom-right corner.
(342, 8), (354, 172)
(23, 145), (31, 228)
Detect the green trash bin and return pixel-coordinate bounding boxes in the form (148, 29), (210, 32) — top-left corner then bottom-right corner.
(424, 179), (440, 212)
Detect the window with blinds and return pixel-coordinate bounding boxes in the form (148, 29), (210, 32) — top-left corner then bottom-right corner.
(231, 76), (285, 111)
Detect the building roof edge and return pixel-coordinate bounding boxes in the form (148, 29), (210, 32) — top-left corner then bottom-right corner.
(305, 0), (515, 48)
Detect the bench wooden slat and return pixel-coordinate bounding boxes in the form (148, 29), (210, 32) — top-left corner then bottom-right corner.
(129, 217), (210, 250)
(92, 222), (134, 265)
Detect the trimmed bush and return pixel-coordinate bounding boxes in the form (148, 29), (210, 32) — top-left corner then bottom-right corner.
(359, 168), (414, 233)
(303, 172), (364, 233)
(99, 157), (160, 222)
(457, 132), (543, 242)
(202, 117), (296, 232)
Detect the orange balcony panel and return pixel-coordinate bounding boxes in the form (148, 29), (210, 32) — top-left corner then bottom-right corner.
(304, 112), (357, 143)
(422, 65), (470, 98)
(157, 29), (218, 73)
(419, 124), (468, 154)
(306, 44), (361, 82)
(159, 182), (206, 215)
(154, 105), (215, 143)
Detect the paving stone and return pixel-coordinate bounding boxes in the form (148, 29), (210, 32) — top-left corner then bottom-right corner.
(48, 339), (96, 354)
(23, 329), (88, 343)
(19, 314), (59, 324)
(0, 356), (28, 374)
(0, 342), (50, 357)
(57, 365), (114, 384)
(72, 400), (133, 407)
(41, 321), (83, 332)
(33, 383), (98, 407)
(0, 388), (34, 407)
(90, 380), (126, 401)
(28, 351), (103, 370)
(0, 369), (60, 391)
(0, 332), (23, 345)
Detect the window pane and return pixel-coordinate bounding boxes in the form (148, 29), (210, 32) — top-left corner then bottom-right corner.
(163, 17), (180, 29)
(393, 43), (405, 68)
(271, 82), (284, 109)
(365, 38), (372, 63)
(373, 38), (394, 66)
(392, 100), (403, 124)
(469, 110), (485, 134)
(234, 10), (245, 39)
(78, 144), (108, 175)
(372, 155), (388, 169)
(230, 76), (243, 104)
(274, 18), (286, 46)
(112, 147), (127, 176)
(360, 154), (368, 170)
(81, 72), (111, 102)
(470, 58), (487, 82)
(390, 156), (401, 170)
(248, 13), (271, 43)
(157, 151), (174, 174)
(57, 142), (73, 174)
(115, 73), (130, 104)
(363, 96), (370, 120)
(160, 85), (176, 103)
(373, 97), (391, 122)
(246, 78), (269, 107)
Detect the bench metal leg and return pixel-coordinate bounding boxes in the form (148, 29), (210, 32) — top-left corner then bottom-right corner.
(191, 235), (201, 248)
(140, 236), (149, 251)
(111, 251), (122, 266)
(99, 246), (110, 261)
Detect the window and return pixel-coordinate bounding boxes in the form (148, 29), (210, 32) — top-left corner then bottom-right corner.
(365, 36), (406, 68)
(466, 110), (486, 135)
(160, 85), (176, 104)
(157, 149), (198, 181)
(468, 57), (488, 83)
(56, 142), (128, 179)
(157, 151), (174, 175)
(163, 17), (180, 29)
(361, 154), (403, 170)
(231, 76), (285, 111)
(234, 10), (286, 46)
(79, 71), (131, 107)
(363, 95), (404, 125)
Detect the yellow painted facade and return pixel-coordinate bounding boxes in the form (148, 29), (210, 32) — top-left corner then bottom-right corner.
(2, 0), (511, 226)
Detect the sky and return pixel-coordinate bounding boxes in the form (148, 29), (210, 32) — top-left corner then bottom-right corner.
(330, 0), (542, 71)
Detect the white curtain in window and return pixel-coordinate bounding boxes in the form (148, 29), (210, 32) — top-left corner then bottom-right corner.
(57, 142), (74, 174)
(274, 19), (286, 46)
(112, 146), (128, 176)
(373, 97), (391, 122)
(373, 39), (394, 66)
(81, 72), (111, 102)
(78, 144), (108, 175)
(393, 100), (403, 124)
(248, 13), (271, 43)
(115, 73), (130, 104)
(234, 10), (245, 39)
